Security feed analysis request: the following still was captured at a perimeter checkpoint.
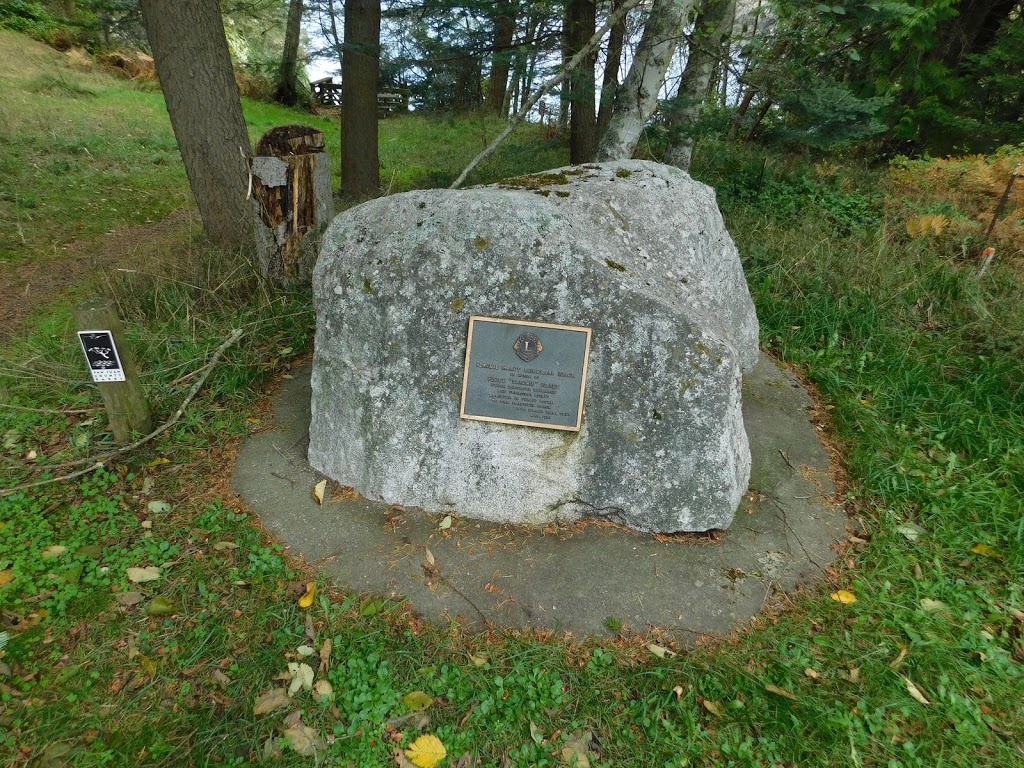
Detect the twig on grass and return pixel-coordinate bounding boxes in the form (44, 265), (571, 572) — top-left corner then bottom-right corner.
(0, 328), (244, 498)
(448, 0), (643, 190)
(0, 403), (101, 414)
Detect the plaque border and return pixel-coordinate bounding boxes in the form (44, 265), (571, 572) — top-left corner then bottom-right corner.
(459, 315), (592, 432)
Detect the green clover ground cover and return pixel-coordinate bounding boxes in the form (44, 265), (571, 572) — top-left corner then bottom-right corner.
(2, 32), (1024, 768)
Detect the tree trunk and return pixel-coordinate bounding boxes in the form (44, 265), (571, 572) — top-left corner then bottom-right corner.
(662, 0), (735, 170)
(275, 0), (305, 106)
(596, 0), (695, 161)
(139, 0), (262, 254)
(486, 2), (518, 115)
(567, 0), (598, 163)
(726, 84), (755, 141)
(342, 0), (380, 200)
(596, 0), (626, 144)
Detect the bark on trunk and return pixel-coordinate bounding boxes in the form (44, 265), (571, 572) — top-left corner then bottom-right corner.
(596, 0), (626, 144)
(485, 2), (518, 115)
(567, 0), (598, 163)
(342, 0), (380, 200)
(276, 0), (305, 106)
(596, 0), (695, 161)
(662, 0), (735, 170)
(139, 0), (261, 253)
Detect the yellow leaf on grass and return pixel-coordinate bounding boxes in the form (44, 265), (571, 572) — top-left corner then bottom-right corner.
(404, 734), (447, 768)
(647, 643), (677, 659)
(312, 479), (327, 506)
(145, 457), (170, 468)
(971, 543), (1003, 560)
(765, 683), (797, 701)
(701, 699), (723, 716)
(0, 570), (16, 587)
(903, 677), (930, 706)
(402, 690), (434, 711)
(298, 582), (316, 608)
(831, 590), (857, 604)
(126, 566), (162, 583)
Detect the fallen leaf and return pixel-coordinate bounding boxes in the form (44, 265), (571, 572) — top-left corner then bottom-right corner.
(126, 566), (161, 583)
(312, 679), (333, 702)
(830, 590), (857, 604)
(41, 545), (68, 559)
(559, 729), (592, 767)
(305, 613), (316, 641)
(402, 690), (434, 711)
(971, 543), (1003, 560)
(212, 541), (238, 551)
(919, 598), (948, 613)
(262, 736), (282, 762)
(394, 749), (421, 768)
(701, 699), (723, 716)
(468, 653), (488, 667)
(839, 667), (861, 683)
(146, 596), (178, 617)
(137, 654), (157, 677)
(896, 522), (926, 542)
(387, 711), (431, 732)
(75, 544), (102, 559)
(889, 647), (908, 668)
(672, 684), (684, 700)
(765, 683), (797, 701)
(146, 500), (171, 514)
(0, 570), (14, 587)
(287, 662), (314, 696)
(405, 734), (447, 768)
(296, 645), (315, 658)
(211, 669), (231, 688)
(298, 583), (316, 608)
(319, 638), (332, 674)
(313, 479), (327, 506)
(283, 724), (324, 756)
(646, 643), (676, 659)
(115, 591), (144, 607)
(253, 688), (291, 715)
(804, 668), (820, 680)
(903, 677), (930, 705)
(529, 720), (544, 744)
(63, 563), (84, 585)
(438, 515), (453, 531)
(141, 477), (156, 495)
(145, 457), (170, 468)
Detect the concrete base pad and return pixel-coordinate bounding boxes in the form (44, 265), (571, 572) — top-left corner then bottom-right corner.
(232, 354), (847, 642)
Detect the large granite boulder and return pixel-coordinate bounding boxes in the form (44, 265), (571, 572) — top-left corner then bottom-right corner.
(309, 160), (759, 532)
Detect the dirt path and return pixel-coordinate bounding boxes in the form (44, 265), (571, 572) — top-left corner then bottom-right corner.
(0, 208), (197, 339)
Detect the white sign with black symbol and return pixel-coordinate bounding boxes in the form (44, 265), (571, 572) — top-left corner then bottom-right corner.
(77, 330), (126, 382)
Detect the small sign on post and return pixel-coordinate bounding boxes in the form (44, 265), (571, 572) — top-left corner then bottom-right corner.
(77, 330), (126, 383)
(73, 298), (151, 443)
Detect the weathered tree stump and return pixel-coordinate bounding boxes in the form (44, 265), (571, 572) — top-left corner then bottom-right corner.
(251, 125), (333, 286)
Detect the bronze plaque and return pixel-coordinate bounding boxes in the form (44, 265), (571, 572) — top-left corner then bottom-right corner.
(460, 316), (592, 431)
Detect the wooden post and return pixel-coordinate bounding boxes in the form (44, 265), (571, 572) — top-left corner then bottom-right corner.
(73, 298), (151, 443)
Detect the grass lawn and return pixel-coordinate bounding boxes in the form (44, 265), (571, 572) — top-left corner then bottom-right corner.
(2, 29), (1024, 768)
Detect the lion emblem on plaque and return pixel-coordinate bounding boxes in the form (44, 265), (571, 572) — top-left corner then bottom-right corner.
(513, 332), (543, 362)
